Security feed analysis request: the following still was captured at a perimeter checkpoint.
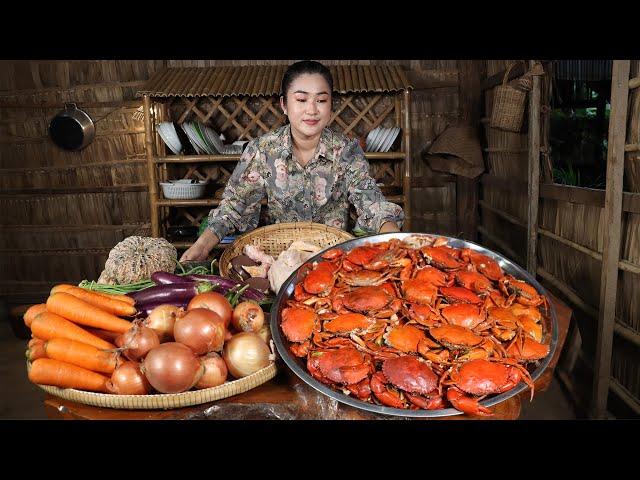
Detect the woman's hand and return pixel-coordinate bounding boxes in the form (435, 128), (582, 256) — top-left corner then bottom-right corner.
(179, 230), (220, 262)
(379, 221), (401, 233)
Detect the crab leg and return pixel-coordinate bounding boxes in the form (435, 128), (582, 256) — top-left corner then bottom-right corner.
(446, 387), (493, 416)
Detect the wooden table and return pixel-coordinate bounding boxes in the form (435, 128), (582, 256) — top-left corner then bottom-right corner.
(44, 293), (571, 421)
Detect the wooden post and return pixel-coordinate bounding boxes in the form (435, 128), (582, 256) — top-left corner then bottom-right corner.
(590, 60), (631, 419)
(526, 61), (542, 275)
(143, 95), (159, 237)
(402, 89), (412, 231)
(456, 60), (483, 241)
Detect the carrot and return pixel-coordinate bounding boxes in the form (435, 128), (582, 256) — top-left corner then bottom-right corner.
(51, 284), (136, 306)
(85, 327), (122, 344)
(50, 284), (136, 317)
(28, 337), (45, 348)
(24, 304), (47, 328)
(43, 338), (119, 374)
(46, 292), (133, 334)
(28, 358), (109, 393)
(26, 339), (47, 361)
(31, 312), (115, 350)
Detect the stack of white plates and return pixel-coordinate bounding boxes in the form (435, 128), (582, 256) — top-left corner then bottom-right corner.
(157, 122), (183, 155)
(364, 126), (401, 153)
(180, 122), (247, 155)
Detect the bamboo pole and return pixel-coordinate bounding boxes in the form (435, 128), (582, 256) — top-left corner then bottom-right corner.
(143, 95), (159, 237)
(591, 60), (631, 420)
(629, 76), (640, 90)
(402, 89), (412, 231)
(527, 60), (542, 275)
(609, 378), (640, 415)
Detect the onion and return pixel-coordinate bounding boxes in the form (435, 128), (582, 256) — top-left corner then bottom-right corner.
(231, 301), (265, 333)
(143, 304), (182, 342)
(118, 323), (161, 361)
(194, 352), (228, 389)
(187, 292), (233, 328)
(223, 332), (271, 378)
(142, 342), (204, 393)
(257, 324), (271, 344)
(107, 361), (152, 395)
(174, 308), (226, 355)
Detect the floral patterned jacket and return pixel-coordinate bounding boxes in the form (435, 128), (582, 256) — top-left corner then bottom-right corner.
(207, 124), (404, 240)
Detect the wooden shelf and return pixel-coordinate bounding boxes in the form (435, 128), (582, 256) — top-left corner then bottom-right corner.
(155, 152), (406, 164)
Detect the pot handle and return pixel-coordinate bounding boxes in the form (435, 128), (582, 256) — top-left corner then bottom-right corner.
(64, 103), (78, 110)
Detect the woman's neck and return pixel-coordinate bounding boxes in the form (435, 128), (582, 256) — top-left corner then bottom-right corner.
(290, 127), (321, 167)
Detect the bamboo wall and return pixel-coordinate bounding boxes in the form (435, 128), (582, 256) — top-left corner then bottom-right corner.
(479, 60), (640, 418)
(1, 59), (469, 307)
(0, 60), (165, 303)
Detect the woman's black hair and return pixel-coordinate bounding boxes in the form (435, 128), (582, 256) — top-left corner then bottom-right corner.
(280, 60), (333, 103)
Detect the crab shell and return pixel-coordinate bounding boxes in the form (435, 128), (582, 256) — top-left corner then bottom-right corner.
(342, 286), (393, 313)
(421, 246), (466, 270)
(308, 347), (372, 385)
(506, 335), (550, 361)
(429, 325), (484, 349)
(384, 324), (427, 353)
(441, 303), (486, 329)
(455, 270), (493, 293)
(440, 286), (482, 305)
(323, 313), (372, 334)
(281, 306), (317, 343)
(461, 249), (504, 281)
(451, 359), (522, 396)
(402, 279), (438, 305)
(381, 356), (438, 396)
(414, 265), (454, 287)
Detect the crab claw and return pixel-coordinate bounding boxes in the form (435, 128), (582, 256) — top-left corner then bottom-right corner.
(446, 387), (493, 417)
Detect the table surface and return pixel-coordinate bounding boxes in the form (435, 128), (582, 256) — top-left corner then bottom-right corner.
(44, 292), (571, 420)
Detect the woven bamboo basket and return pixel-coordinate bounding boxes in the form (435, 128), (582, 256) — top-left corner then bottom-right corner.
(30, 361), (277, 410)
(490, 61), (528, 133)
(219, 222), (354, 278)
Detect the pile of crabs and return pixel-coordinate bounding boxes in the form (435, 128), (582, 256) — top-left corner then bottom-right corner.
(279, 235), (552, 416)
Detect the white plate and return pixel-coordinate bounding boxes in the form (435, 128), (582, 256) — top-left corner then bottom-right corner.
(381, 127), (400, 153)
(193, 122), (215, 154)
(188, 122), (210, 153)
(365, 127), (379, 151)
(202, 124), (225, 154)
(157, 123), (182, 154)
(374, 127), (390, 152)
(181, 123), (206, 154)
(370, 127), (385, 152)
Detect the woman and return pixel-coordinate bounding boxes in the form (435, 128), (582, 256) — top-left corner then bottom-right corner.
(180, 60), (404, 262)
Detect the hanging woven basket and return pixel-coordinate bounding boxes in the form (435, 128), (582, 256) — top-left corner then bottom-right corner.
(490, 62), (528, 132)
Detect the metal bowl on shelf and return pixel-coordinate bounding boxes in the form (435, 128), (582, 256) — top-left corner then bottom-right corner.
(270, 232), (559, 418)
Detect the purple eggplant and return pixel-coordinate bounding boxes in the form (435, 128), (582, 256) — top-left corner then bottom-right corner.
(136, 301), (188, 318)
(128, 282), (214, 308)
(183, 274), (267, 301)
(151, 271), (193, 285)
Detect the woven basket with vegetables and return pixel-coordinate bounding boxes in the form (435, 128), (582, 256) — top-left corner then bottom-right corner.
(23, 236), (278, 409)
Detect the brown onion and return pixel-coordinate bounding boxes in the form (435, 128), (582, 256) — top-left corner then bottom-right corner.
(194, 352), (228, 389)
(144, 304), (182, 342)
(118, 323), (160, 361)
(174, 308), (226, 355)
(187, 292), (233, 328)
(257, 324), (271, 344)
(107, 361), (152, 395)
(223, 332), (271, 378)
(142, 342), (204, 393)
(231, 301), (265, 333)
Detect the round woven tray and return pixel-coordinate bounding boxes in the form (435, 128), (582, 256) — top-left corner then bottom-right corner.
(33, 362), (277, 410)
(219, 222), (354, 278)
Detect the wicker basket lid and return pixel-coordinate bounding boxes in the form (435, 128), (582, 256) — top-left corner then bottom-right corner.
(219, 222), (354, 278)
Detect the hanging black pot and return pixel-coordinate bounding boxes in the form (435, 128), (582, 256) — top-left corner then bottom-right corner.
(49, 103), (95, 151)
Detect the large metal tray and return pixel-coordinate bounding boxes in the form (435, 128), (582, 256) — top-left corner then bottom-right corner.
(270, 233), (558, 418)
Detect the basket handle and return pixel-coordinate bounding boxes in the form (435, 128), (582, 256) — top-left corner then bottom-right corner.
(502, 60), (526, 86)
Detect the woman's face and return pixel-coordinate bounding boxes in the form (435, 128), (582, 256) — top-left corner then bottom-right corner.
(281, 73), (332, 140)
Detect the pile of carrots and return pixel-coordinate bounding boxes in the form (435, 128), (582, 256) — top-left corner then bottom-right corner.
(24, 284), (136, 393)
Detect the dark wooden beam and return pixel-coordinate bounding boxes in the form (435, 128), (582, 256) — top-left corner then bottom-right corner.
(527, 60), (542, 275)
